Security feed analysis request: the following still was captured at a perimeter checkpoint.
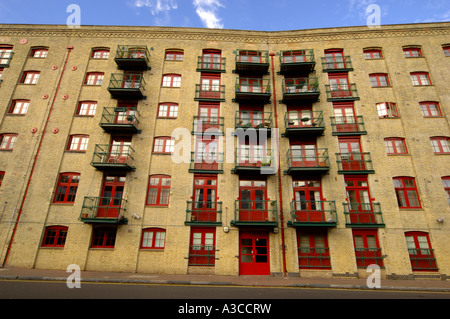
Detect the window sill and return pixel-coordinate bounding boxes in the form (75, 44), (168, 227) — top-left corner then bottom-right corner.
(387, 153), (410, 156)
(372, 86), (392, 88)
(89, 247), (115, 251)
(146, 204), (169, 208)
(51, 203), (75, 206)
(140, 248), (165, 251)
(399, 208), (424, 211)
(40, 246), (64, 249)
(434, 153), (450, 155)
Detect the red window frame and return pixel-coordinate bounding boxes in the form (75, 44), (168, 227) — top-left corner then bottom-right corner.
(188, 227), (216, 266)
(67, 135), (89, 152)
(91, 227), (116, 248)
(403, 47), (422, 58)
(0, 134), (18, 150)
(419, 101), (442, 117)
(165, 50), (184, 61)
(161, 74), (181, 87)
(53, 173), (80, 204)
(140, 228), (166, 249)
(393, 177), (421, 209)
(9, 99), (30, 115)
(444, 46), (450, 57)
(84, 72), (104, 86)
(157, 103), (179, 118)
(384, 138), (408, 155)
(376, 102), (399, 118)
(76, 101), (97, 116)
(352, 229), (384, 268)
(369, 73), (390, 87)
(442, 177), (450, 205)
(41, 226), (68, 247)
(153, 136), (174, 154)
(297, 231), (331, 269)
(405, 232), (438, 271)
(146, 175), (171, 206)
(363, 49), (383, 59)
(20, 71), (40, 84)
(430, 137), (450, 154)
(410, 72), (431, 86)
(31, 48), (48, 58)
(91, 48), (110, 59)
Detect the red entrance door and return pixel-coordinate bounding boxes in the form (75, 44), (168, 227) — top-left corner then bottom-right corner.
(333, 102), (357, 133)
(239, 180), (267, 222)
(97, 175), (125, 218)
(194, 137), (219, 171)
(239, 231), (270, 275)
(192, 175), (218, 222)
(339, 138), (364, 171)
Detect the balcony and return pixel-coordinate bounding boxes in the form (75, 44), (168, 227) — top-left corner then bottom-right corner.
(91, 144), (136, 172)
(189, 152), (224, 174)
(108, 73), (146, 100)
(114, 45), (151, 70)
(279, 50), (315, 75)
(194, 84), (225, 102)
(408, 249), (439, 272)
(325, 83), (359, 101)
(188, 245), (216, 266)
(288, 201), (337, 227)
(283, 111), (325, 137)
(192, 116), (224, 136)
(99, 107), (141, 134)
(235, 50), (269, 75)
(321, 56), (353, 72)
(235, 111), (272, 137)
(281, 77), (320, 103)
(231, 200), (278, 227)
(336, 152), (374, 174)
(185, 201), (222, 226)
(234, 78), (271, 103)
(0, 51), (13, 68)
(80, 196), (128, 225)
(298, 247), (331, 269)
(343, 203), (385, 228)
(232, 148), (275, 174)
(285, 148), (330, 175)
(330, 116), (366, 136)
(196, 56), (226, 73)
(355, 248), (384, 269)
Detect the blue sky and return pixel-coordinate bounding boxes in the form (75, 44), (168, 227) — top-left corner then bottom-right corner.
(0, 0), (449, 30)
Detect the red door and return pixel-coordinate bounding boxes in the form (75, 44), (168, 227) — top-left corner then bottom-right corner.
(198, 103), (220, 133)
(328, 73), (350, 98)
(353, 230), (383, 268)
(115, 102), (137, 125)
(201, 50), (222, 70)
(345, 176), (375, 224)
(293, 180), (324, 222)
(97, 175), (125, 218)
(239, 180), (267, 222)
(287, 106), (313, 128)
(192, 175), (218, 222)
(339, 138), (364, 171)
(122, 73), (142, 88)
(194, 137), (219, 171)
(237, 106), (264, 128)
(240, 77), (263, 93)
(239, 231), (270, 275)
(333, 102), (357, 133)
(200, 74), (221, 99)
(289, 141), (317, 168)
(324, 49), (345, 69)
(109, 137), (132, 164)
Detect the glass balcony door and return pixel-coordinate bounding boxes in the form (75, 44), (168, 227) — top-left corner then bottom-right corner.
(97, 175), (125, 218)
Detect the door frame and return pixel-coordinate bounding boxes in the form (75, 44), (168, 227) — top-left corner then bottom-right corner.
(239, 230), (270, 275)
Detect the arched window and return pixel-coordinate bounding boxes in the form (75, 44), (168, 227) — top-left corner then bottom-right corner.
(405, 231), (438, 271)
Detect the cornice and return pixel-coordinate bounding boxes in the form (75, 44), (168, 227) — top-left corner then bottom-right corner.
(0, 23), (449, 44)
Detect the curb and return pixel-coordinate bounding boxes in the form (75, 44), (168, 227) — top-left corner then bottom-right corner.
(2, 275), (450, 293)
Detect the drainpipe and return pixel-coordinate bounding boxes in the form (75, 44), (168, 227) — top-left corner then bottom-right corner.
(269, 52), (287, 276)
(2, 46), (73, 268)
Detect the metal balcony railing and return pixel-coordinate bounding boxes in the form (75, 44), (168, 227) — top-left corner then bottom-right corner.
(289, 200), (337, 227)
(233, 200), (278, 225)
(343, 202), (384, 227)
(91, 144), (136, 171)
(185, 201), (222, 225)
(189, 152), (224, 173)
(282, 77), (320, 102)
(80, 196), (128, 224)
(235, 50), (270, 75)
(336, 152), (374, 174)
(235, 111), (272, 130)
(188, 245), (216, 266)
(355, 248), (384, 268)
(325, 83), (359, 101)
(108, 73), (146, 99)
(0, 51), (14, 67)
(114, 45), (150, 70)
(330, 116), (366, 135)
(192, 116), (224, 135)
(321, 56), (353, 72)
(298, 247), (331, 269)
(408, 249), (439, 271)
(286, 148), (330, 172)
(195, 84), (225, 101)
(99, 107), (140, 133)
(197, 56), (226, 72)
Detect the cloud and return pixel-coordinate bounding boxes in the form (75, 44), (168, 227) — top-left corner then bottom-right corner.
(414, 9), (450, 23)
(132, 0), (178, 16)
(192, 0), (224, 29)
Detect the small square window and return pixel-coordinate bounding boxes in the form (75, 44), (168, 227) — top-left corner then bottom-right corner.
(0, 134), (18, 150)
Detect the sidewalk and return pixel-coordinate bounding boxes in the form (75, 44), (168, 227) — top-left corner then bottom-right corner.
(1, 267), (450, 293)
